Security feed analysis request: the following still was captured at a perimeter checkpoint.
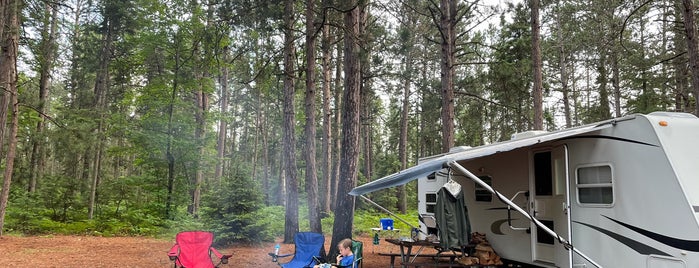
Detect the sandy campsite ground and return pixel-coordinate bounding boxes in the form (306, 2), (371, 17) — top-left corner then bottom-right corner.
(0, 234), (432, 267)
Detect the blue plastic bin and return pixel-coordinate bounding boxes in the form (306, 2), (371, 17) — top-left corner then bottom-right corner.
(380, 218), (394, 230)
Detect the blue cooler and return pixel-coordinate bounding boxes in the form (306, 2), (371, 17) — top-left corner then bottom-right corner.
(380, 218), (394, 230)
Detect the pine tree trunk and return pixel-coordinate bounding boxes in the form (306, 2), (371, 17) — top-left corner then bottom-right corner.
(555, 8), (572, 128)
(320, 10), (333, 214)
(305, 0), (322, 233)
(0, 0), (19, 236)
(0, 0), (8, 157)
(192, 87), (207, 216)
(673, 2), (690, 112)
(215, 46), (229, 181)
(612, 53), (621, 117)
(398, 4), (415, 213)
(282, 0), (299, 243)
(331, 42), (343, 210)
(88, 7), (114, 219)
(440, 0), (456, 153)
(330, 0), (361, 257)
(531, 0), (543, 130)
(681, 0), (699, 115)
(165, 38), (181, 220)
(30, 2), (59, 193)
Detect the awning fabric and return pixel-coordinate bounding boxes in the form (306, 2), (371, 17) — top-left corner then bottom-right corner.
(349, 122), (614, 196)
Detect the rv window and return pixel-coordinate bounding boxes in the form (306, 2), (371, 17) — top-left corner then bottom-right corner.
(425, 193), (437, 213)
(426, 193), (437, 203)
(534, 152), (553, 196)
(577, 165), (613, 205)
(475, 176), (493, 202)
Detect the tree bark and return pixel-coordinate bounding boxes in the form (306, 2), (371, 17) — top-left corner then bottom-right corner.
(0, 0), (9, 159)
(0, 0), (19, 236)
(555, 6), (571, 128)
(439, 0), (456, 153)
(29, 2), (59, 193)
(305, 0), (322, 234)
(531, 0), (543, 130)
(320, 5), (333, 214)
(88, 2), (115, 219)
(331, 41), (343, 210)
(165, 33), (182, 220)
(282, 0), (299, 243)
(681, 0), (699, 115)
(398, 1), (416, 213)
(215, 46), (229, 181)
(330, 0), (362, 257)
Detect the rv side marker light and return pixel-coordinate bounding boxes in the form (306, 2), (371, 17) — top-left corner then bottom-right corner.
(659, 121), (668, 127)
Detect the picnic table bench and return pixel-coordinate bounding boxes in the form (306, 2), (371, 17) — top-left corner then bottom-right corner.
(378, 252), (463, 268)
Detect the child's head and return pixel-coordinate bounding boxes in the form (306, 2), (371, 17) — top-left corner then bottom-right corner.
(338, 238), (353, 256)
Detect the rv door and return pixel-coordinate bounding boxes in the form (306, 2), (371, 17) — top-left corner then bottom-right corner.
(531, 145), (572, 267)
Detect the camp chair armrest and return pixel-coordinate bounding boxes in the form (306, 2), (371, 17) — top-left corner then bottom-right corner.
(167, 245), (179, 260)
(210, 246), (224, 259)
(276, 253), (294, 258)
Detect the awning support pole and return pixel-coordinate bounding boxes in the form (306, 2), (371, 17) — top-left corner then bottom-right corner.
(358, 195), (423, 234)
(447, 161), (603, 268)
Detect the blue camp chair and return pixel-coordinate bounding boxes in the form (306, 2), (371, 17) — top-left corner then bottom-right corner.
(269, 232), (325, 268)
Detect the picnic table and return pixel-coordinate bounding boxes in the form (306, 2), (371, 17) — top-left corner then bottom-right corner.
(383, 238), (463, 268)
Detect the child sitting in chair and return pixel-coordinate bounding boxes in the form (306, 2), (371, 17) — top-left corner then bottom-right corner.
(314, 238), (354, 268)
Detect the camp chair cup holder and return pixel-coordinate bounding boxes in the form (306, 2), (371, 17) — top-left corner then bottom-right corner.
(220, 254), (232, 264)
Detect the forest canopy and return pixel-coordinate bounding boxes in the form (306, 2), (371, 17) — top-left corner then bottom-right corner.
(0, 0), (697, 243)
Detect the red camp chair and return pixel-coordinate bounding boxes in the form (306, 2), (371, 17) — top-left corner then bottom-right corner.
(167, 231), (232, 268)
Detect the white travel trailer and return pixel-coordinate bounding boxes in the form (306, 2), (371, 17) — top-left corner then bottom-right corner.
(350, 112), (699, 268)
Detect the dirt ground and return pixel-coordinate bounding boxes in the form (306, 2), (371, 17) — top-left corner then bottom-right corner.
(0, 234), (429, 267)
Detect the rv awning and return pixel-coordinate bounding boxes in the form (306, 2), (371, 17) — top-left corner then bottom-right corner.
(349, 122), (615, 196)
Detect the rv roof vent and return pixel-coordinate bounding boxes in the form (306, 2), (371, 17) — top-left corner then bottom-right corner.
(449, 146), (471, 153)
(511, 130), (548, 140)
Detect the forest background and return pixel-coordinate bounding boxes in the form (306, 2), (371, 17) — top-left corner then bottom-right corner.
(0, 0), (698, 257)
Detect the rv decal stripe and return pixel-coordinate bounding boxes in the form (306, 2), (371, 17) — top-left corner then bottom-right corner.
(603, 216), (699, 252)
(562, 135), (659, 147)
(574, 221), (671, 256)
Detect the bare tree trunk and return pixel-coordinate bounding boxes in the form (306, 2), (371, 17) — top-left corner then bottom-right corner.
(0, 0), (8, 159)
(165, 35), (182, 220)
(555, 7), (571, 128)
(439, 0), (456, 153)
(0, 0), (19, 236)
(88, 8), (114, 219)
(305, 0), (322, 233)
(611, 53), (621, 117)
(331, 41), (343, 210)
(330, 0), (361, 257)
(29, 2), (59, 193)
(597, 54), (611, 119)
(215, 46), (229, 181)
(320, 7), (333, 214)
(397, 0), (417, 213)
(282, 0), (300, 243)
(531, 0), (543, 130)
(192, 84), (208, 217)
(674, 2), (690, 112)
(681, 0), (699, 115)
